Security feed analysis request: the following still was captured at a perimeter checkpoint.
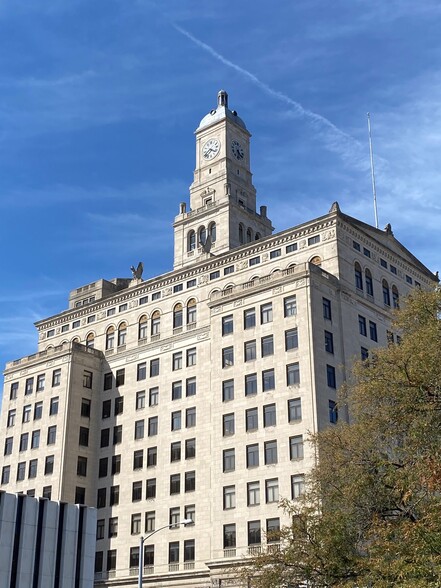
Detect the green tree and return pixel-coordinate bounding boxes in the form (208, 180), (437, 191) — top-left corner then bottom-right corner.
(242, 288), (441, 588)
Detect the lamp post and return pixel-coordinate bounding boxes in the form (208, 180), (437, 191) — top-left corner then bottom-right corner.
(138, 518), (193, 588)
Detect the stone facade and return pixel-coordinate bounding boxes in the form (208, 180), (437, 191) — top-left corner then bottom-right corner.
(0, 92), (436, 587)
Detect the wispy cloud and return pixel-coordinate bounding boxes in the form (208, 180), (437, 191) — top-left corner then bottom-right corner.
(172, 23), (368, 168)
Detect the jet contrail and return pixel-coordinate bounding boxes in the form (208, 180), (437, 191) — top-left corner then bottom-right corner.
(173, 23), (364, 164)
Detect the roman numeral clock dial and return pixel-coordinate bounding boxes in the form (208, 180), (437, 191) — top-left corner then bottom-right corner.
(231, 139), (244, 160)
(202, 138), (220, 160)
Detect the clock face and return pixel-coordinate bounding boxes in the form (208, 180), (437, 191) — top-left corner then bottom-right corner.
(231, 139), (244, 160)
(202, 138), (220, 160)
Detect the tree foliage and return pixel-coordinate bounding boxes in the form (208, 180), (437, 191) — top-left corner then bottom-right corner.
(242, 288), (441, 587)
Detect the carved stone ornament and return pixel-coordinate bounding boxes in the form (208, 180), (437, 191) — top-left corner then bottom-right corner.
(299, 239), (307, 249)
(197, 332), (209, 340)
(163, 287), (173, 297)
(233, 299), (243, 307)
(161, 344), (172, 351)
(198, 275), (209, 285)
(236, 260), (248, 271)
(322, 229), (335, 241)
(262, 253), (269, 262)
(272, 286), (282, 294)
(211, 306), (222, 314)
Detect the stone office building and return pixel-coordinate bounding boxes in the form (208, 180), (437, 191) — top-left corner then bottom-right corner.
(0, 91), (436, 587)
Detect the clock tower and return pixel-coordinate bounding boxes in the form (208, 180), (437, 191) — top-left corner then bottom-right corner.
(173, 90), (273, 269)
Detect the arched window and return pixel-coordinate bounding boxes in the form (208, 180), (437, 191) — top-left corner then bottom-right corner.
(246, 228), (252, 243)
(151, 311), (160, 336)
(209, 222), (217, 243)
(355, 262), (363, 290)
(106, 326), (115, 350)
(310, 256), (322, 266)
(365, 269), (374, 297)
(86, 333), (95, 349)
(255, 232), (261, 240)
(72, 337), (80, 344)
(118, 322), (127, 347)
(392, 285), (399, 309)
(199, 226), (206, 246)
(188, 231), (196, 251)
(173, 304), (183, 329)
(187, 299), (197, 325)
(382, 279), (391, 306)
(139, 315), (148, 340)
(239, 223), (244, 244)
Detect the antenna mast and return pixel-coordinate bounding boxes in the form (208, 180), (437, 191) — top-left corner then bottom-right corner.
(367, 112), (379, 229)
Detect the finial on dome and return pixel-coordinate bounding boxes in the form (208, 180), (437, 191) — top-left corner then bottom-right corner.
(218, 90), (228, 108)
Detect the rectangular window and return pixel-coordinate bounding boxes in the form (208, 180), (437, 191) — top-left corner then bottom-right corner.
(173, 352), (183, 371)
(170, 474), (181, 495)
(149, 387), (159, 406)
(116, 369), (125, 387)
(49, 397), (59, 416)
(324, 330), (334, 353)
(245, 373), (257, 396)
(36, 374), (45, 391)
(33, 404), (42, 422)
(25, 377), (34, 395)
(361, 347), (369, 360)
(286, 363), (300, 386)
(81, 398), (91, 418)
(327, 365), (336, 388)
(19, 433), (28, 452)
(145, 511), (155, 532)
(136, 390), (145, 410)
(286, 242), (298, 253)
(260, 303), (273, 324)
(264, 440), (278, 464)
(9, 382), (18, 400)
(291, 474), (305, 499)
(17, 462), (26, 481)
(359, 315), (367, 336)
(45, 455), (54, 475)
(7, 409), (16, 427)
(369, 321), (378, 342)
(290, 435), (304, 460)
(79, 427), (89, 447)
(248, 520), (261, 545)
(119, 303), (128, 312)
(222, 315), (234, 336)
(112, 455), (121, 475)
(244, 340), (257, 362)
(266, 518), (280, 542)
(244, 308), (256, 329)
(261, 335), (274, 357)
(31, 430), (40, 449)
(173, 283), (183, 292)
(107, 550), (117, 572)
(247, 481), (260, 506)
(223, 448), (235, 472)
(353, 240), (361, 251)
(139, 295), (148, 305)
(172, 381), (182, 401)
(222, 346), (234, 368)
(135, 419), (144, 439)
(113, 425), (122, 445)
(262, 369), (275, 391)
(210, 270), (220, 280)
(147, 447), (157, 467)
(246, 443), (259, 468)
(329, 400), (338, 424)
(77, 456), (87, 477)
(308, 235), (320, 245)
(99, 457), (108, 478)
(47, 425), (57, 445)
(169, 541), (180, 564)
(4, 437), (13, 455)
(223, 485), (236, 510)
(223, 524), (236, 548)
(169, 507), (180, 528)
(224, 265), (234, 275)
(171, 411), (181, 431)
(150, 358), (160, 377)
(223, 413), (235, 436)
(285, 328), (298, 351)
(186, 407), (196, 428)
(28, 459), (38, 478)
(284, 296), (297, 318)
(246, 408), (258, 432)
(132, 481), (142, 502)
(102, 399), (111, 419)
(152, 291), (161, 300)
(96, 519), (105, 540)
(186, 347), (196, 367)
(363, 247), (371, 258)
(380, 258), (388, 268)
(23, 404), (31, 423)
(185, 470), (195, 492)
(185, 438), (196, 459)
(288, 398), (302, 422)
(263, 403), (276, 427)
(100, 428), (110, 448)
(133, 450), (144, 470)
(249, 256), (260, 266)
(187, 279), (196, 288)
(131, 513), (141, 535)
(171, 441), (181, 462)
(186, 377), (196, 397)
(83, 371), (93, 389)
(107, 308), (116, 317)
(265, 478), (279, 503)
(137, 362), (147, 381)
(103, 373), (113, 391)
(270, 248), (281, 259)
(323, 298), (332, 320)
(109, 485), (119, 506)
(148, 416), (158, 436)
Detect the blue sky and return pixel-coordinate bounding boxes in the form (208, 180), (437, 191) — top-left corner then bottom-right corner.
(1, 0), (441, 382)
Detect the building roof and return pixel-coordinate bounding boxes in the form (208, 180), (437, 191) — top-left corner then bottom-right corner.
(196, 90), (247, 132)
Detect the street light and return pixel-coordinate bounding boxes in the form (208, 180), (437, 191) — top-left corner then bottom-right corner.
(138, 518), (193, 588)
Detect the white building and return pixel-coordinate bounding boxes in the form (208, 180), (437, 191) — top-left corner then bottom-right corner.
(0, 491), (96, 588)
(0, 91), (436, 587)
